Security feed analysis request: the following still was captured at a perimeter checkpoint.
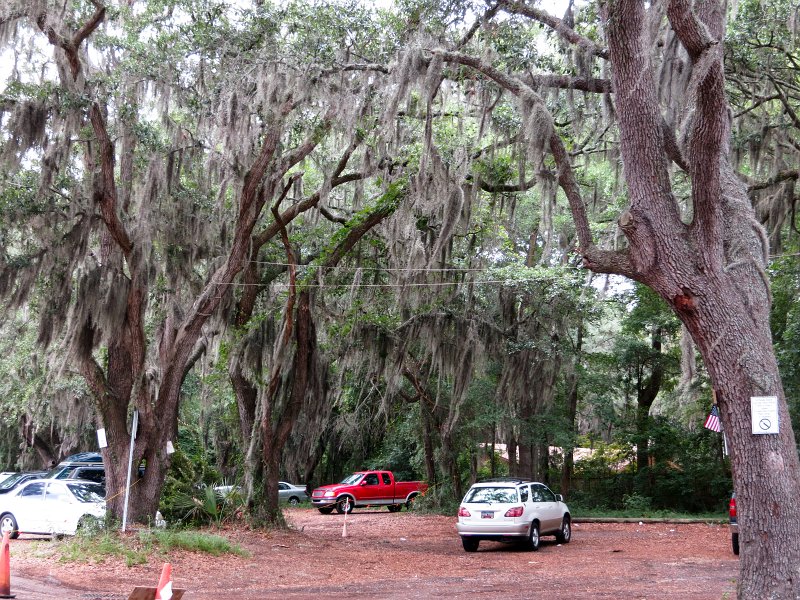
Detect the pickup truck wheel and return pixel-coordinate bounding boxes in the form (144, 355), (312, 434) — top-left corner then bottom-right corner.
(405, 495), (417, 510)
(732, 532), (739, 555)
(336, 497), (354, 514)
(461, 537), (479, 552)
(318, 507), (334, 515)
(387, 504), (402, 513)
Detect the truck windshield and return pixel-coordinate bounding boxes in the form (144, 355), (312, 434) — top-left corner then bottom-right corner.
(340, 473), (364, 485)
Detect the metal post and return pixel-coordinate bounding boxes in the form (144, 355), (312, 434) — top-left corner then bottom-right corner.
(121, 410), (138, 532)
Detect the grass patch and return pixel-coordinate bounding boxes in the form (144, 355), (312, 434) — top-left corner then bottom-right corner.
(59, 530), (150, 567)
(140, 530), (248, 557)
(56, 528), (248, 566)
(571, 506), (726, 521)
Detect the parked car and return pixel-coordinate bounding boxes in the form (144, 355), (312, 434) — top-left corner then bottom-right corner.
(0, 478), (106, 538)
(0, 473), (14, 486)
(46, 452), (105, 485)
(456, 478), (571, 552)
(279, 482), (309, 506)
(0, 471), (48, 495)
(215, 482), (308, 505)
(730, 492), (739, 555)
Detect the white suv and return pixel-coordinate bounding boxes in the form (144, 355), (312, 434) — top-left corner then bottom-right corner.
(456, 478), (571, 552)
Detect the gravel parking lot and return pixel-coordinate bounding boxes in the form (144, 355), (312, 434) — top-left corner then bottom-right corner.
(8, 508), (738, 599)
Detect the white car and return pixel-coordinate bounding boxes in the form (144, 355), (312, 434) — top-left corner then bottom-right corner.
(0, 479), (106, 538)
(456, 479), (571, 552)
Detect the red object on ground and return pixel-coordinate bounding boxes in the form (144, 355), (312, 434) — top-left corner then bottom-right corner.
(0, 530), (15, 599)
(155, 563), (173, 600)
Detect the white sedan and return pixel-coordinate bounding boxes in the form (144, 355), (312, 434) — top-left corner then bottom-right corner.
(0, 479), (105, 538)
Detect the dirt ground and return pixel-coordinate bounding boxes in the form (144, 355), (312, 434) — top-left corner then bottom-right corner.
(8, 507), (739, 599)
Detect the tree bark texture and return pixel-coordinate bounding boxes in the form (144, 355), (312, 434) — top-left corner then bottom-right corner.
(602, 1), (800, 596)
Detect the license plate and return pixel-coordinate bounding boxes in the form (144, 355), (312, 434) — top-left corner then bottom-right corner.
(481, 511), (493, 519)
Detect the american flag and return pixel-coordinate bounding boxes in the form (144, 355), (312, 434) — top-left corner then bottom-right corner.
(704, 405), (722, 432)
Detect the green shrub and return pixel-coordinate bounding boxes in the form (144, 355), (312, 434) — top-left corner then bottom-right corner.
(622, 492), (652, 512)
(139, 530), (248, 557)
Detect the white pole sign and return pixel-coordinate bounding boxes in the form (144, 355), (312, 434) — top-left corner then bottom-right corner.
(751, 396), (779, 435)
(97, 428), (107, 449)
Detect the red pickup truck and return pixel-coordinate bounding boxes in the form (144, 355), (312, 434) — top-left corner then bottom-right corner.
(311, 470), (428, 514)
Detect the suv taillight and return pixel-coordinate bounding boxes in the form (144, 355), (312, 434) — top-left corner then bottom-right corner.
(458, 506), (471, 517)
(729, 496), (737, 518)
(504, 506), (524, 518)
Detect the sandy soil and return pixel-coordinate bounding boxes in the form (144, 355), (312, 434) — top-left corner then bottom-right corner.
(7, 507), (739, 599)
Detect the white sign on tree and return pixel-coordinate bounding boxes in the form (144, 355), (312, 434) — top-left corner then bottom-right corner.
(751, 396), (779, 435)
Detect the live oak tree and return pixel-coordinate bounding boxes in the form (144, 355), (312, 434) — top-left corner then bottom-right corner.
(0, 0), (381, 522)
(380, 0), (798, 596)
(425, 0), (799, 597)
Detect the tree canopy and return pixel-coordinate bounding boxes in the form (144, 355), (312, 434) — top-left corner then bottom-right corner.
(1, 0), (799, 596)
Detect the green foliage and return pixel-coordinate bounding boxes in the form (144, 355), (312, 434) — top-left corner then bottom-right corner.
(59, 529), (150, 567)
(364, 404), (424, 481)
(144, 529), (248, 556)
(771, 244), (800, 432)
(621, 492), (652, 512)
(58, 527), (246, 566)
(568, 418), (730, 514)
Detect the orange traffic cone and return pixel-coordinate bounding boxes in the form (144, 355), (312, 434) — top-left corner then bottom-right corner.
(155, 563), (173, 600)
(0, 531), (15, 599)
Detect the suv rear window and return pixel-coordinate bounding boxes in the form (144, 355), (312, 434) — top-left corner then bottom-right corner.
(463, 486), (518, 503)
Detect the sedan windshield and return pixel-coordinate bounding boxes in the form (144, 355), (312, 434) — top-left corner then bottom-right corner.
(67, 482), (106, 503)
(340, 473), (364, 485)
(463, 486), (518, 504)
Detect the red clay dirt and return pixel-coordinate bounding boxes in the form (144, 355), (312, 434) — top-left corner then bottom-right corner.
(8, 508), (738, 599)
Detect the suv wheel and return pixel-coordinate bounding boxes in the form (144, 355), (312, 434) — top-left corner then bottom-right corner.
(555, 516), (571, 543)
(527, 521), (540, 551)
(461, 537), (479, 552)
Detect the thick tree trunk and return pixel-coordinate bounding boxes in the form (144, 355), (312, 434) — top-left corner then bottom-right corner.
(673, 277), (800, 598)
(420, 400), (437, 486)
(231, 367), (258, 446)
(635, 327), (663, 481)
(440, 435), (463, 500)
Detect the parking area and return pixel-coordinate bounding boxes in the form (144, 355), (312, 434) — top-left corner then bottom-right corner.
(7, 509), (738, 599)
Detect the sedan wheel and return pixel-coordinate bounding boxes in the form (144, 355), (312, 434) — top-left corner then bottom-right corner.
(0, 513), (19, 540)
(288, 496), (300, 506)
(556, 516), (571, 544)
(527, 522), (540, 551)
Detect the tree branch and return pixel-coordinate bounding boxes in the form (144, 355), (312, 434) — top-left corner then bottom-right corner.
(500, 0), (609, 59)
